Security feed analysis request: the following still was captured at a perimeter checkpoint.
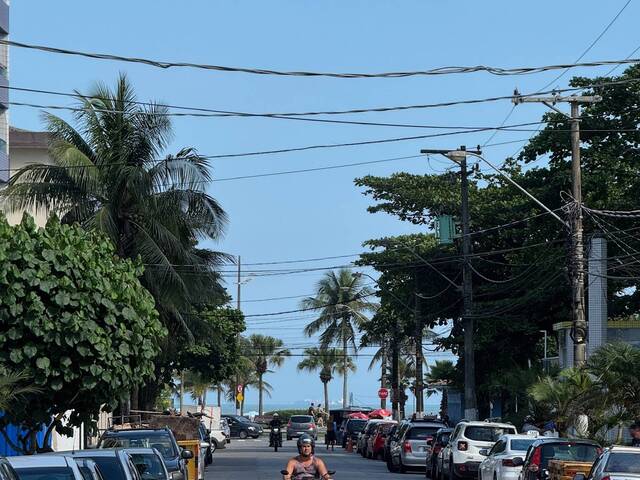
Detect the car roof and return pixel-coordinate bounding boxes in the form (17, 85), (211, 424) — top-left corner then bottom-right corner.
(530, 438), (601, 447)
(54, 448), (124, 457)
(8, 456), (73, 468)
(122, 448), (161, 455)
(407, 422), (446, 428)
(103, 428), (170, 436)
(459, 421), (516, 428)
(501, 434), (541, 441)
(608, 446), (640, 453)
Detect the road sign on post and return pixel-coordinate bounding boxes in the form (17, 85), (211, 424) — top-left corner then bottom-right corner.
(378, 388), (389, 399)
(236, 384), (243, 394)
(236, 393), (244, 402)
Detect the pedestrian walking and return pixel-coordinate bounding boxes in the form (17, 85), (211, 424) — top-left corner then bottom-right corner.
(629, 422), (640, 447)
(308, 402), (316, 416)
(325, 415), (337, 451)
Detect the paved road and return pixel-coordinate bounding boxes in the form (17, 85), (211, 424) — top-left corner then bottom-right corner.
(207, 437), (425, 480)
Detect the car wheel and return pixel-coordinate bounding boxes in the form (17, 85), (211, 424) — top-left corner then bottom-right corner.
(450, 463), (461, 480)
(239, 430), (248, 439)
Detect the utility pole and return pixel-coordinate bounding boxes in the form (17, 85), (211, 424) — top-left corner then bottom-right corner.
(235, 256), (241, 415)
(380, 341), (388, 410)
(414, 278), (424, 417)
(513, 92), (601, 366)
(420, 145), (480, 420)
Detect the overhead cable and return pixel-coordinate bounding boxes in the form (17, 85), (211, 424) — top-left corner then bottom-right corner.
(4, 39), (640, 78)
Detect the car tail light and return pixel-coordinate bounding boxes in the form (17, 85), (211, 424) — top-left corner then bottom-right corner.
(457, 441), (468, 451)
(601, 476), (610, 480)
(502, 459), (517, 467)
(528, 447), (541, 472)
(403, 441), (412, 453)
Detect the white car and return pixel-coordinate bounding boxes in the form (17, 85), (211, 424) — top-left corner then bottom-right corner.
(8, 455), (85, 480)
(442, 421), (518, 480)
(479, 433), (539, 480)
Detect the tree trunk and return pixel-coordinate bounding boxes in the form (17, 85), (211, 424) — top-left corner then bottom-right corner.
(179, 370), (185, 415)
(131, 385), (139, 412)
(202, 389), (207, 413)
(241, 386), (246, 416)
(391, 339), (400, 420)
(440, 388), (449, 418)
(259, 374), (264, 415)
(323, 380), (329, 413)
(342, 336), (349, 407)
(217, 386), (222, 407)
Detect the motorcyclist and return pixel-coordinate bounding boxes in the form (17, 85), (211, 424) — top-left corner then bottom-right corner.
(270, 413), (283, 447)
(283, 434), (331, 480)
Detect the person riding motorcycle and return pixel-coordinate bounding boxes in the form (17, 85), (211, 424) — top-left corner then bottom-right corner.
(270, 413), (283, 447)
(283, 434), (331, 480)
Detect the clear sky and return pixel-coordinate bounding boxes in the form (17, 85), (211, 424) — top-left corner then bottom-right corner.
(9, 1), (638, 408)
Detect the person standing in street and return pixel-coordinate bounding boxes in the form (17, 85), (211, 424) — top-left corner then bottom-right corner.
(308, 403), (316, 416)
(629, 422), (640, 446)
(325, 415), (337, 451)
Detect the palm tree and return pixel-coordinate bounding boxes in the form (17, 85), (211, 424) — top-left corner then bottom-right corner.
(245, 335), (289, 415)
(302, 268), (376, 407)
(183, 370), (211, 412)
(425, 360), (456, 419)
(297, 348), (355, 412)
(1, 75), (229, 408)
(0, 370), (41, 412)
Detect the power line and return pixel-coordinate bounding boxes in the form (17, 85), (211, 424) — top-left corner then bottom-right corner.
(5, 39), (640, 78)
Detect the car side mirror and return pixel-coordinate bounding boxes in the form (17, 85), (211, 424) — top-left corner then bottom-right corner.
(479, 449), (489, 456)
(573, 474), (586, 480)
(512, 457), (524, 467)
(181, 449), (194, 460)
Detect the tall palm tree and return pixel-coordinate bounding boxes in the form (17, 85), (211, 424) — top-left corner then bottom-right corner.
(0, 370), (41, 412)
(183, 370), (211, 412)
(302, 268), (376, 407)
(1, 75), (229, 408)
(297, 348), (356, 412)
(245, 335), (290, 415)
(425, 360), (456, 418)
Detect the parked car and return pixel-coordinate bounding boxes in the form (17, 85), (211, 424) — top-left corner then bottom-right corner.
(426, 428), (453, 479)
(221, 414), (263, 439)
(358, 420), (387, 458)
(368, 422), (397, 460)
(125, 448), (170, 480)
(8, 455), (85, 480)
(0, 459), (18, 480)
(341, 418), (368, 448)
(98, 428), (192, 480)
(516, 438), (601, 480)
(390, 421), (445, 473)
(286, 415), (317, 441)
(574, 446), (640, 480)
(383, 425), (399, 462)
(49, 449), (143, 480)
(441, 421), (518, 480)
(478, 434), (539, 480)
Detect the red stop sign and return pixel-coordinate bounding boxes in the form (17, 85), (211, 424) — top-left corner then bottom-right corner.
(378, 388), (389, 399)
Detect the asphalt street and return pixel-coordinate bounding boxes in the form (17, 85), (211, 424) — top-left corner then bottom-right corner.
(207, 437), (425, 480)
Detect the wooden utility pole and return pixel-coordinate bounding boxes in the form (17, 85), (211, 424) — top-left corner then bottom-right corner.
(513, 93), (600, 366)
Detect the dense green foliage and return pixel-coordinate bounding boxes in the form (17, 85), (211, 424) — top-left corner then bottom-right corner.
(0, 215), (163, 452)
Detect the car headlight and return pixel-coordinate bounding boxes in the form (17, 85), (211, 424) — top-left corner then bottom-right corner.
(248, 426), (256, 430)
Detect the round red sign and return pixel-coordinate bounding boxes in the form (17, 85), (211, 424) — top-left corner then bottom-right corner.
(378, 388), (389, 399)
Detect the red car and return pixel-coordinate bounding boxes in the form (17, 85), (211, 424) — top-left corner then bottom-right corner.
(368, 422), (397, 460)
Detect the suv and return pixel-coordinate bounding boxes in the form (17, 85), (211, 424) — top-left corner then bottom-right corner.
(286, 415), (317, 440)
(50, 449), (143, 480)
(390, 421), (444, 472)
(98, 428), (192, 480)
(221, 414), (263, 439)
(442, 421), (517, 480)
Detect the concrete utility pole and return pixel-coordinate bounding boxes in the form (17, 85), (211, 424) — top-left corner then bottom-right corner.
(513, 92), (601, 366)
(420, 145), (481, 420)
(236, 256), (241, 415)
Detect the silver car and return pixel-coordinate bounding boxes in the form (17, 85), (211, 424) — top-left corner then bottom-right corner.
(8, 455), (85, 480)
(575, 446), (640, 480)
(390, 422), (444, 472)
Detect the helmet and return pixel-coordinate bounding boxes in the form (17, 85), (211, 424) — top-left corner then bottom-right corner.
(297, 434), (315, 454)
(273, 413), (279, 417)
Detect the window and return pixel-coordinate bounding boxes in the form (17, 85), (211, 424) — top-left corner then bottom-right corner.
(604, 452), (640, 474)
(438, 433), (451, 446)
(87, 458), (126, 480)
(101, 434), (176, 459)
(463, 426), (516, 442)
(406, 427), (440, 440)
(510, 439), (537, 452)
(290, 416), (314, 424)
(490, 440), (506, 455)
(14, 467), (75, 480)
(538, 443), (600, 469)
(347, 420), (367, 433)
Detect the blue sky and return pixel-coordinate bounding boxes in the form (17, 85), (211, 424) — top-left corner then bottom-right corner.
(9, 1), (638, 408)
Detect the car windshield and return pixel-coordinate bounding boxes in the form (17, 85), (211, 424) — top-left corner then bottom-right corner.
(511, 439), (537, 451)
(291, 416), (313, 423)
(348, 420), (367, 432)
(538, 443), (600, 469)
(604, 452), (640, 473)
(464, 426), (516, 442)
(407, 426), (440, 440)
(101, 434), (176, 459)
(14, 467), (75, 480)
(130, 453), (166, 480)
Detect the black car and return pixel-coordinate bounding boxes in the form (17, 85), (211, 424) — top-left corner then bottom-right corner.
(341, 418), (368, 448)
(221, 414), (263, 439)
(426, 428), (452, 479)
(98, 427), (192, 480)
(516, 438), (601, 480)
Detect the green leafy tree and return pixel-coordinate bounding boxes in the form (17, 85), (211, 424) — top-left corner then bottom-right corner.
(0, 214), (163, 453)
(297, 348), (355, 412)
(301, 268), (376, 407)
(0, 74), (229, 409)
(245, 335), (289, 415)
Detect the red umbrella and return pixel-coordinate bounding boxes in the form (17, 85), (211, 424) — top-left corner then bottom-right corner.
(368, 409), (392, 419)
(348, 412), (369, 419)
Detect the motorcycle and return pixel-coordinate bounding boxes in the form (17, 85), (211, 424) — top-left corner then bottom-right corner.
(271, 427), (283, 452)
(280, 469), (336, 479)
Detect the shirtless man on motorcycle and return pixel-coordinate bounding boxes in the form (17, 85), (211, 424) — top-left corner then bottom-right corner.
(282, 434), (333, 480)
